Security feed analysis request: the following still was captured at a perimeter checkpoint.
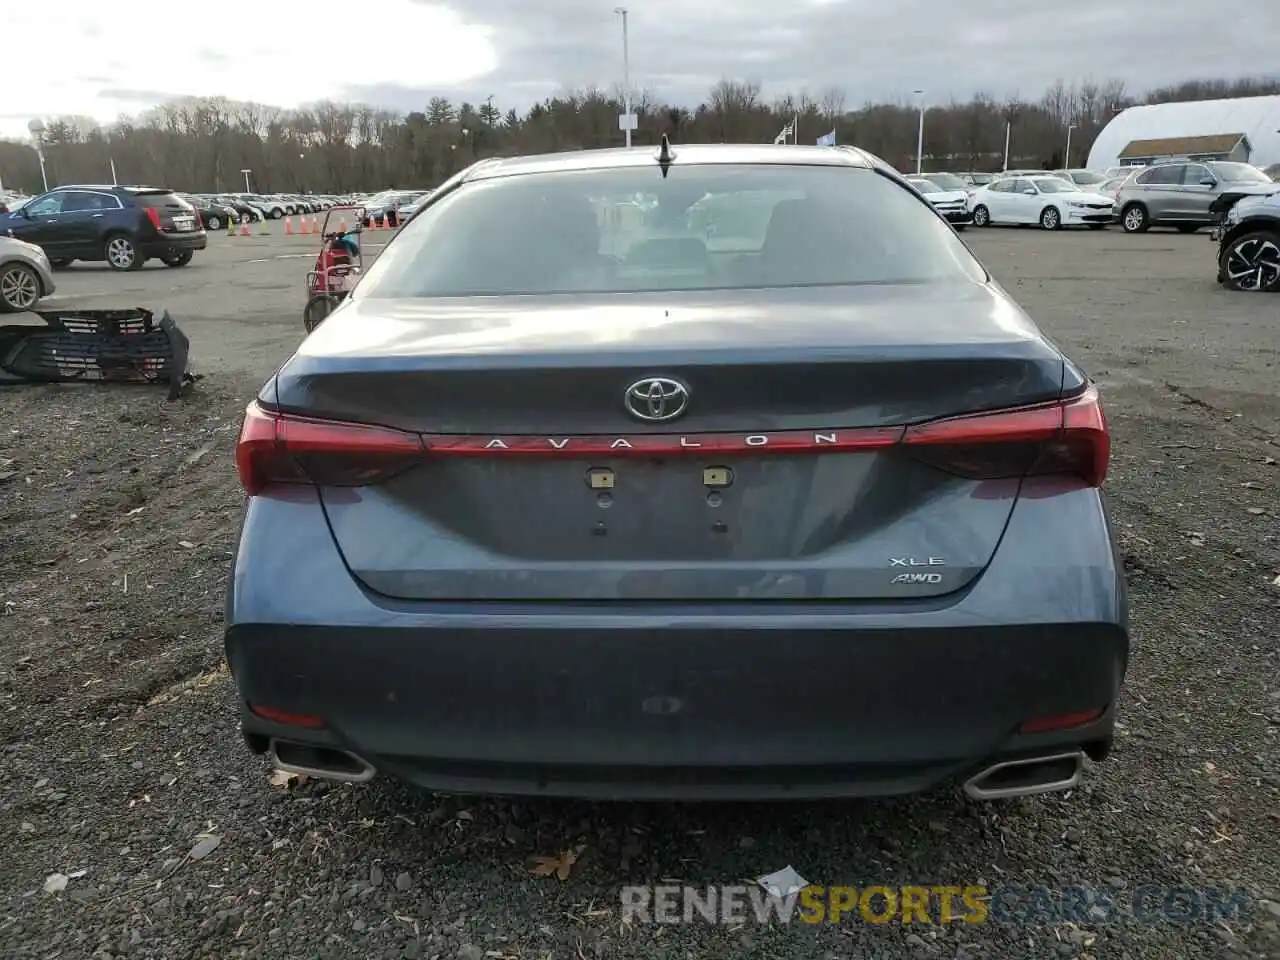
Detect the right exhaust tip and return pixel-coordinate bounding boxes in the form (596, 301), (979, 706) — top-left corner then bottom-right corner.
(963, 751), (1086, 801)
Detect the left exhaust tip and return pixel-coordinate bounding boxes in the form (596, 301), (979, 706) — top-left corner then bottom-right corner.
(268, 739), (376, 783)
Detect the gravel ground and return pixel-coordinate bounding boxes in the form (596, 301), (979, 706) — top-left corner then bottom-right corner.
(1, 224), (1278, 960)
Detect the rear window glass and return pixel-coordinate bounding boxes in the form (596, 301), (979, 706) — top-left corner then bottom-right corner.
(357, 164), (986, 298)
(132, 192), (186, 207)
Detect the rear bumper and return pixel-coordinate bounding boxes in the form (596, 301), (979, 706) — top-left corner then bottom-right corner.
(225, 482), (1129, 801)
(139, 232), (207, 256)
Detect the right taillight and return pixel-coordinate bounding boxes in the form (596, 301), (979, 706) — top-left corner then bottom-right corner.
(902, 384), (1109, 487)
(236, 402), (425, 496)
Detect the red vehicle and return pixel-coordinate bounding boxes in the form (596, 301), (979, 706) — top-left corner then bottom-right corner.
(303, 204), (365, 333)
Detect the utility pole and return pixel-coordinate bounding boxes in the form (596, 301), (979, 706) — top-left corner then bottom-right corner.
(614, 7), (635, 148)
(913, 90), (925, 174)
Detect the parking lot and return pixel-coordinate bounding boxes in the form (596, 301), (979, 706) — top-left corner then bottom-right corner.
(2, 223), (1278, 959)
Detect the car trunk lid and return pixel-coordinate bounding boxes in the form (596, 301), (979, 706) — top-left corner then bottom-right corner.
(261, 282), (1083, 602)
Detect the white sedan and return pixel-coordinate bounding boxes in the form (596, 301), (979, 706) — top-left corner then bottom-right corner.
(970, 175), (1114, 230)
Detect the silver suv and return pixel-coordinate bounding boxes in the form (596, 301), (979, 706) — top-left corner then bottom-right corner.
(1113, 161), (1276, 234)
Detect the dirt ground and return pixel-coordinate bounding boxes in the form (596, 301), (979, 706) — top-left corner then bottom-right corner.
(1, 222), (1278, 960)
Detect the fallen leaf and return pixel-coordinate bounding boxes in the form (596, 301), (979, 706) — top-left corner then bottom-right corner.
(530, 848), (580, 881)
(43, 873), (68, 893)
(268, 769), (309, 789)
(177, 540), (196, 549)
(189, 833), (221, 860)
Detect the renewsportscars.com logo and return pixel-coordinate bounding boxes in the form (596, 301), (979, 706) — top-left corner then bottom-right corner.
(620, 884), (1255, 926)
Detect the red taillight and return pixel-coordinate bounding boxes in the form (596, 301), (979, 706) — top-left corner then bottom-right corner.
(144, 207), (163, 231)
(1018, 707), (1106, 734)
(248, 704), (326, 728)
(902, 385), (1109, 486)
(236, 402), (425, 495)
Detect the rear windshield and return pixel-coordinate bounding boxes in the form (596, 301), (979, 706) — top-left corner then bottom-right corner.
(1068, 170), (1105, 184)
(133, 192), (187, 208)
(924, 173), (967, 190)
(1208, 162), (1271, 184)
(357, 164), (986, 297)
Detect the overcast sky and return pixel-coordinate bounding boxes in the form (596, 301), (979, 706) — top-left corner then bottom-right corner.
(3, 0), (1277, 141)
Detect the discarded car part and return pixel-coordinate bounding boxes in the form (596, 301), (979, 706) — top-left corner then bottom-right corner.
(0, 307), (195, 400)
(962, 751), (1086, 800)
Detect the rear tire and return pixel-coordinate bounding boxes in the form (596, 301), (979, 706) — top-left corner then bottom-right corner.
(104, 234), (142, 271)
(0, 262), (42, 313)
(1121, 204), (1150, 233)
(972, 205), (991, 227)
(207, 215), (222, 231)
(162, 250), (194, 268)
(1219, 229), (1280, 292)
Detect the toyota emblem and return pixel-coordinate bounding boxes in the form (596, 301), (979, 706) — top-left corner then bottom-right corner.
(624, 377), (689, 422)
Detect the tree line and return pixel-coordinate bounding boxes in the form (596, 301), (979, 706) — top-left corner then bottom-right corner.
(1, 74), (1277, 196)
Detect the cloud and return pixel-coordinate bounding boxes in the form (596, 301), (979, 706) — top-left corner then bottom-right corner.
(2, 0), (1277, 140)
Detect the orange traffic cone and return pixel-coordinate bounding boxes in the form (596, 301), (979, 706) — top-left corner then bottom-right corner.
(238, 221), (251, 236)
(285, 216), (294, 236)
(338, 217), (347, 233)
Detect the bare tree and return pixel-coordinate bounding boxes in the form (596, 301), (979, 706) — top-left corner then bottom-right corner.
(0, 72), (1252, 194)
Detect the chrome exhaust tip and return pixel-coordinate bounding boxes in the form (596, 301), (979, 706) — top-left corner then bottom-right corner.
(963, 751), (1086, 801)
(268, 739), (376, 784)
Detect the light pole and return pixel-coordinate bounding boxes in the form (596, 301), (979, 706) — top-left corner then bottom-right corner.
(28, 119), (49, 192)
(614, 7), (634, 148)
(1064, 123), (1077, 168)
(241, 168), (253, 193)
(913, 90), (925, 174)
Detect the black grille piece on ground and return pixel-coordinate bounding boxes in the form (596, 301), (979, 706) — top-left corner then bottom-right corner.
(0, 308), (194, 401)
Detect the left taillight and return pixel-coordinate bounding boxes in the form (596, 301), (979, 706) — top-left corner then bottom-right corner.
(902, 384), (1110, 487)
(144, 207), (163, 231)
(235, 402), (425, 496)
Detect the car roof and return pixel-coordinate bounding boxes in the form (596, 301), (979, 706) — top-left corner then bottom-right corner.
(459, 143), (878, 182)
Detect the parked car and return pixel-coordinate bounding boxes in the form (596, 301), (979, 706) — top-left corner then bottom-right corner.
(1212, 190), (1280, 292)
(227, 143), (1127, 802)
(1049, 169), (1109, 190)
(970, 175), (1113, 230)
(1112, 161), (1277, 234)
(0, 185), (207, 270)
(906, 177), (972, 229)
(1097, 172), (1138, 201)
(362, 190), (427, 227)
(181, 194), (238, 231)
(395, 191), (435, 222)
(0, 235), (55, 312)
(212, 196), (263, 223)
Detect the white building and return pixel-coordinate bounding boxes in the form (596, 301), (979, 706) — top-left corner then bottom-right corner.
(1087, 95), (1280, 171)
